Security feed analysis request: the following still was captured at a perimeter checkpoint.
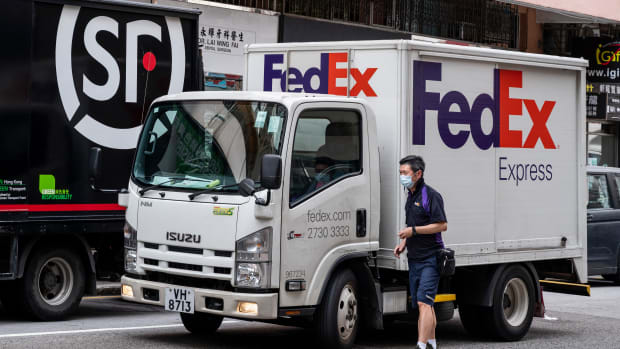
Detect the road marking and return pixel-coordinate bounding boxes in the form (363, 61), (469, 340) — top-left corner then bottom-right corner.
(82, 295), (122, 300)
(0, 320), (240, 339)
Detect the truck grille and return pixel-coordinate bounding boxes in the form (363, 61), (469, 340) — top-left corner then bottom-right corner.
(139, 241), (233, 279)
(144, 258), (159, 266)
(169, 262), (202, 272)
(214, 250), (232, 257)
(168, 245), (202, 254)
(143, 271), (234, 292)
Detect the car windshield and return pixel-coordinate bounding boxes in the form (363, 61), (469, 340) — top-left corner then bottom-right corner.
(133, 100), (287, 191)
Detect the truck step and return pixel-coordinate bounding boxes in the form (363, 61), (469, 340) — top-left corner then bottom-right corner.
(539, 280), (590, 296)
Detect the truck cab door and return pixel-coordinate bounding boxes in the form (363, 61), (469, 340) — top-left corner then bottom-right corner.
(587, 172), (617, 275)
(279, 102), (371, 308)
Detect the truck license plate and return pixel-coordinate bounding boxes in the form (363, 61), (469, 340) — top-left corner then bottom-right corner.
(164, 287), (194, 314)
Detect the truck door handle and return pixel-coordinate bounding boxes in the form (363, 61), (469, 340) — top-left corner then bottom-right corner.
(356, 209), (367, 238)
(587, 213), (593, 222)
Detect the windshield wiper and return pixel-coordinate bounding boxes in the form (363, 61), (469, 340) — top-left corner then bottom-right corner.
(188, 182), (238, 200)
(139, 176), (215, 196)
(139, 178), (180, 196)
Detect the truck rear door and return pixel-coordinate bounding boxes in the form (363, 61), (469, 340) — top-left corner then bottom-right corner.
(279, 102), (371, 307)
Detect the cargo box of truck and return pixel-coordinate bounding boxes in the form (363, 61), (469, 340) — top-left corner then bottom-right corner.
(0, 0), (201, 320)
(245, 40), (587, 277)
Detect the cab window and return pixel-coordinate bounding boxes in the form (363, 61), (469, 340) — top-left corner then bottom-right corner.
(289, 109), (362, 205)
(588, 174), (611, 209)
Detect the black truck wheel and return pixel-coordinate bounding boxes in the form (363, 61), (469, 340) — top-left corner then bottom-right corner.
(315, 268), (359, 349)
(21, 247), (85, 321)
(487, 265), (535, 341)
(180, 312), (223, 334)
(458, 304), (490, 337)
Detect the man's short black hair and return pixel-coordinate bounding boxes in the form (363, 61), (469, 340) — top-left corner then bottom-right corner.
(399, 155), (425, 173)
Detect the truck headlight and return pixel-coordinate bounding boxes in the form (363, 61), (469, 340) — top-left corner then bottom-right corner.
(124, 222), (138, 273)
(234, 227), (272, 288)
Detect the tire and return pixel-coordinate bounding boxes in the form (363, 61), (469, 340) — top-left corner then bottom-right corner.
(434, 301), (455, 322)
(458, 304), (491, 337)
(315, 268), (359, 349)
(180, 312), (223, 334)
(487, 265), (536, 341)
(21, 247), (85, 321)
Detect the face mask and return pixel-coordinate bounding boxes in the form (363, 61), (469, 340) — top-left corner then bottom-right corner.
(400, 175), (414, 189)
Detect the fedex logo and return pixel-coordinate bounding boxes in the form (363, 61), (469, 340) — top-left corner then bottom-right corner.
(263, 53), (378, 97)
(413, 61), (556, 150)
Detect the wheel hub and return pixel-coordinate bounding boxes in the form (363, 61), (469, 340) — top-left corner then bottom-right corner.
(502, 277), (529, 327)
(336, 284), (357, 341)
(37, 257), (74, 306)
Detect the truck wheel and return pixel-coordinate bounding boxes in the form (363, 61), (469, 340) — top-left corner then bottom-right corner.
(315, 268), (359, 349)
(21, 247), (85, 321)
(434, 301), (455, 322)
(488, 265), (535, 341)
(180, 312), (223, 334)
(458, 304), (490, 337)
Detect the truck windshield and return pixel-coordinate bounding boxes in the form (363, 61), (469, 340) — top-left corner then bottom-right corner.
(133, 100), (287, 191)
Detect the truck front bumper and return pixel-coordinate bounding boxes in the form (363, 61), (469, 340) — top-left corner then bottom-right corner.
(120, 275), (278, 320)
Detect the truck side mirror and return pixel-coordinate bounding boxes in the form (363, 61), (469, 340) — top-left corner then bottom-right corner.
(88, 146), (123, 194)
(89, 147), (102, 187)
(261, 154), (282, 190)
(239, 178), (256, 197)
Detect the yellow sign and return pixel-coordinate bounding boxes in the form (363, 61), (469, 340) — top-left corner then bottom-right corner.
(213, 206), (234, 216)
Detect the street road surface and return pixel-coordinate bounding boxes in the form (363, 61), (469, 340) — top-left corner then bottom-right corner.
(1, 279), (619, 348)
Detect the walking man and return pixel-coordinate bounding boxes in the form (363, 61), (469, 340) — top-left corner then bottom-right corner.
(394, 155), (447, 349)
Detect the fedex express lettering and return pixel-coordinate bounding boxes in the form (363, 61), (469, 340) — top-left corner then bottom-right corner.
(412, 60), (556, 150)
(263, 53), (378, 96)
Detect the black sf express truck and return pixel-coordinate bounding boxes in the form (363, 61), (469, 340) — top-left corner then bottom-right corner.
(0, 0), (201, 320)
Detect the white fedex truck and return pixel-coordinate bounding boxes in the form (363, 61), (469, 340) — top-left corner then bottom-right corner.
(111, 40), (588, 348)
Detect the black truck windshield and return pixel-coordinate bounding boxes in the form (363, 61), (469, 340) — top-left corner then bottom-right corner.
(133, 100), (287, 191)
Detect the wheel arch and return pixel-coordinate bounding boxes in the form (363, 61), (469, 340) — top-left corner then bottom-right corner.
(17, 234), (97, 295)
(456, 262), (540, 308)
(313, 253), (383, 330)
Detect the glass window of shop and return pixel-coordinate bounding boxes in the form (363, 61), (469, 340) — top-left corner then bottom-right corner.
(587, 122), (618, 167)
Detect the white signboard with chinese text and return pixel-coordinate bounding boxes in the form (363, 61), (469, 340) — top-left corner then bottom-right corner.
(157, 0), (278, 76)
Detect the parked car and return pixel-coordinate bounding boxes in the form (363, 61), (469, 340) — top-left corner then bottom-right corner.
(587, 166), (620, 282)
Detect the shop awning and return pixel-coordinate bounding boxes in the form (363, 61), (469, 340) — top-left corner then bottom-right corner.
(498, 0), (620, 23)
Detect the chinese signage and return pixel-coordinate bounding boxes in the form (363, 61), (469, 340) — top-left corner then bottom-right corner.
(199, 25), (255, 56)
(587, 83), (620, 120)
(587, 92), (606, 119)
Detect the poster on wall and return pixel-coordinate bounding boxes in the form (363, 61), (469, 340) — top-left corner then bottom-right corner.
(158, 0), (279, 86)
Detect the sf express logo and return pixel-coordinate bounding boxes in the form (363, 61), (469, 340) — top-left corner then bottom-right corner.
(263, 53), (378, 97)
(55, 5), (186, 149)
(413, 61), (557, 150)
